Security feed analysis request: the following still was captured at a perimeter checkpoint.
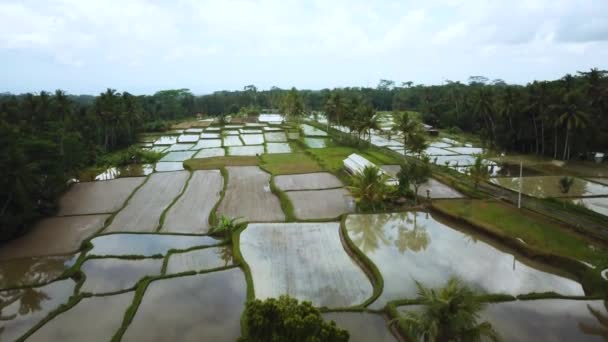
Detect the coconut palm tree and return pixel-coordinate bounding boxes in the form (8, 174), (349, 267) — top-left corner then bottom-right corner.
(555, 92), (589, 160)
(392, 112), (425, 156)
(468, 155), (489, 189)
(347, 165), (390, 211)
(393, 278), (501, 342)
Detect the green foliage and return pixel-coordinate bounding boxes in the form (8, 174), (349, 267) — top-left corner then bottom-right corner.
(240, 295), (349, 342)
(98, 146), (163, 167)
(558, 176), (575, 194)
(396, 163), (413, 197)
(393, 278), (501, 342)
(347, 165), (392, 211)
(400, 157), (431, 204)
(208, 215), (246, 242)
(281, 87), (305, 119)
(468, 155), (489, 189)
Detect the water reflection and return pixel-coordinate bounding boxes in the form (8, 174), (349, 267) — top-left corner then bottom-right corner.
(491, 176), (608, 198)
(0, 279), (75, 341)
(88, 234), (220, 257)
(0, 255), (75, 289)
(345, 212), (584, 309)
(94, 164), (153, 181)
(579, 301), (608, 339)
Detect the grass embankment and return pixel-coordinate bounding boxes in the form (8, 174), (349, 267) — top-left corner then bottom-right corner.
(184, 156), (259, 170)
(432, 199), (608, 294)
(259, 152), (323, 175)
(307, 147), (401, 174)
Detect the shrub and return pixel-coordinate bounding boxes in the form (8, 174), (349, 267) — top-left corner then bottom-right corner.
(240, 296), (349, 342)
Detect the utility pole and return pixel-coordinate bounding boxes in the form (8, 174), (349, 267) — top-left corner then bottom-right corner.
(518, 160), (523, 209)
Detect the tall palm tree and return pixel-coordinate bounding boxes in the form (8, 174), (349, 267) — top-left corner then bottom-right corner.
(474, 88), (496, 144)
(393, 278), (501, 342)
(347, 165), (390, 211)
(468, 155), (489, 189)
(556, 92), (589, 160)
(392, 112), (424, 156)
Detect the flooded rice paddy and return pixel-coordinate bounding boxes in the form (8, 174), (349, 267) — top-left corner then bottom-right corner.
(303, 137), (328, 148)
(0, 255), (76, 289)
(165, 246), (233, 274)
(568, 197), (608, 217)
(266, 142), (292, 153)
(88, 234), (220, 257)
(228, 145), (264, 156)
(301, 124), (328, 137)
(159, 151), (196, 162)
(240, 222), (373, 307)
(122, 269), (246, 342)
(264, 131), (287, 142)
(287, 188), (354, 219)
(240, 134), (264, 145)
(322, 312), (397, 342)
(193, 147), (225, 158)
(58, 177), (145, 216)
(491, 176), (608, 198)
(222, 135), (243, 146)
(162, 170), (223, 234)
(80, 258), (162, 293)
(154, 161), (184, 172)
(105, 171), (189, 232)
(274, 172), (342, 191)
(345, 212), (584, 309)
(191, 138), (222, 149)
(165, 143), (195, 152)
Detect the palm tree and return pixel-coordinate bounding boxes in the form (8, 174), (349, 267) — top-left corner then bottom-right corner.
(474, 88), (496, 144)
(392, 112), (424, 156)
(347, 165), (390, 211)
(468, 155), (489, 189)
(392, 278), (501, 342)
(556, 92), (589, 160)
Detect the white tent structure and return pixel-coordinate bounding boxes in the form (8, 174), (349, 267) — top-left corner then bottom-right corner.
(343, 153), (399, 186)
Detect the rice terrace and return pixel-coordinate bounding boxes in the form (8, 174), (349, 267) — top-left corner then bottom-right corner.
(2, 2), (608, 340)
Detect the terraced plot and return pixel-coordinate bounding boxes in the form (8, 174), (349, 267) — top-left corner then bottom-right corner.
(88, 234), (220, 256)
(160, 151), (196, 162)
(153, 136), (178, 145)
(162, 170), (223, 234)
(165, 246), (233, 274)
(445, 146), (485, 155)
(27, 291), (134, 341)
(491, 176), (608, 198)
(228, 145), (264, 156)
(165, 143), (195, 152)
(241, 134), (264, 145)
(264, 132), (287, 142)
(266, 142), (292, 153)
(155, 162), (184, 172)
(287, 188), (354, 219)
(0, 255), (76, 289)
(193, 147), (225, 159)
(192, 139), (222, 149)
(301, 124), (328, 136)
(0, 215), (109, 260)
(122, 269), (246, 341)
(0, 279), (75, 341)
(477, 299), (608, 342)
(105, 171), (189, 232)
(322, 312), (397, 342)
(275, 172), (342, 191)
(380, 166), (464, 198)
(80, 258), (162, 293)
(177, 134), (199, 143)
(345, 212), (584, 309)
(223, 135), (243, 146)
(303, 137), (327, 148)
(57, 177), (145, 216)
(200, 133), (220, 139)
(568, 197), (608, 216)
(240, 222), (372, 307)
(217, 166), (285, 222)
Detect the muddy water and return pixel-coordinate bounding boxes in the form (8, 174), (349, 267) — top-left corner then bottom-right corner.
(0, 215), (109, 260)
(165, 246), (233, 274)
(92, 165), (153, 181)
(301, 124), (328, 137)
(27, 291), (134, 341)
(0, 255), (76, 289)
(159, 151), (196, 162)
(0, 279), (75, 341)
(491, 176), (608, 198)
(345, 212), (584, 309)
(480, 299), (608, 342)
(58, 177), (145, 215)
(154, 162), (184, 172)
(88, 234), (220, 257)
(80, 258), (162, 294)
(105, 171), (189, 232)
(241, 222), (372, 308)
(322, 312), (397, 342)
(122, 268), (246, 341)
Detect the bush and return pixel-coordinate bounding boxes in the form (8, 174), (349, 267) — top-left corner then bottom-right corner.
(240, 296), (349, 342)
(98, 146), (163, 167)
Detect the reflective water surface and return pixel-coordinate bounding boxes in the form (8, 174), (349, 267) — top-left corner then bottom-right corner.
(345, 212), (584, 309)
(0, 255), (76, 289)
(491, 176), (608, 198)
(80, 258), (162, 293)
(165, 246), (233, 274)
(322, 312), (397, 342)
(88, 234), (220, 256)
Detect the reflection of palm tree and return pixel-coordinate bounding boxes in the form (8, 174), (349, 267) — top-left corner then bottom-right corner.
(579, 301), (608, 339)
(393, 213), (430, 253)
(216, 246), (234, 267)
(348, 214), (391, 254)
(18, 288), (50, 315)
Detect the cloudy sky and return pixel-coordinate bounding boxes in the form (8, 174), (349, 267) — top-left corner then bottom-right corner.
(1, 0), (607, 94)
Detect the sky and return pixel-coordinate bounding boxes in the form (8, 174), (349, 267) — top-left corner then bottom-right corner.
(1, 0), (607, 95)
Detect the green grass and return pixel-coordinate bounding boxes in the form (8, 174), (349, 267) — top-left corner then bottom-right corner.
(184, 156), (259, 170)
(307, 147), (402, 174)
(433, 199), (608, 267)
(259, 152), (323, 175)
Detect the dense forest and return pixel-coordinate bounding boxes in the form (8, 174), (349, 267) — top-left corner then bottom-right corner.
(1, 68), (606, 241)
